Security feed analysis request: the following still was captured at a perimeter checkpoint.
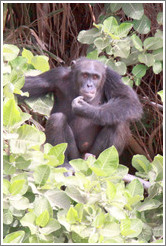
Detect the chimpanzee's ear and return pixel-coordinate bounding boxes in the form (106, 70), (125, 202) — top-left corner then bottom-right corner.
(71, 60), (76, 68)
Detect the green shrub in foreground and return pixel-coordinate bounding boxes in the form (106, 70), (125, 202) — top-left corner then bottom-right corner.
(3, 44), (163, 243)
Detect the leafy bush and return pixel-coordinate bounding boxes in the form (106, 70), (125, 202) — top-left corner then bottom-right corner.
(3, 45), (163, 243)
(77, 3), (163, 87)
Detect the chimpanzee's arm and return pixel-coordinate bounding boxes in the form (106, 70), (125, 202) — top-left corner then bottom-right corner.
(20, 67), (71, 99)
(72, 93), (142, 126)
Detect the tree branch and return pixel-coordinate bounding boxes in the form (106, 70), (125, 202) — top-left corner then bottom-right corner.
(123, 173), (151, 191)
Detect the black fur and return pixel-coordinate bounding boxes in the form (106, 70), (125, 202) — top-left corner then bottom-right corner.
(20, 57), (143, 161)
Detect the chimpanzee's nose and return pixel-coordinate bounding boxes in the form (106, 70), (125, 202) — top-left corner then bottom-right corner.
(87, 82), (92, 88)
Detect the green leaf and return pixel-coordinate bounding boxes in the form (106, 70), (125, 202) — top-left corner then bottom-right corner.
(3, 155), (16, 175)
(3, 98), (22, 127)
(134, 78), (141, 86)
(3, 44), (20, 61)
(3, 179), (10, 195)
(45, 190), (71, 210)
(39, 218), (61, 235)
(33, 165), (50, 186)
(94, 212), (105, 228)
(90, 146), (119, 176)
(66, 186), (86, 204)
(31, 55), (49, 72)
(106, 181), (116, 201)
(66, 207), (78, 224)
(3, 63), (11, 74)
(100, 222), (121, 237)
(10, 125), (45, 154)
(103, 16), (118, 34)
(107, 206), (126, 220)
(114, 164), (129, 178)
(153, 225), (163, 237)
(157, 12), (163, 25)
(153, 48), (163, 61)
(87, 50), (98, 60)
(110, 3), (122, 12)
(3, 209), (13, 225)
(13, 76), (25, 91)
(131, 34), (143, 51)
(144, 37), (163, 50)
(122, 76), (133, 87)
(133, 15), (151, 34)
(25, 96), (53, 117)
(153, 61), (162, 74)
(72, 231), (88, 243)
(88, 233), (98, 243)
(115, 23), (133, 38)
(98, 56), (108, 64)
(22, 48), (34, 63)
(125, 194), (143, 210)
(155, 29), (163, 38)
(120, 218), (134, 236)
(10, 173), (28, 195)
(9, 56), (28, 71)
(70, 159), (89, 174)
(36, 210), (50, 227)
(132, 154), (151, 173)
(151, 154), (163, 181)
(121, 47), (140, 66)
(10, 196), (30, 210)
(120, 218), (143, 238)
(138, 224), (152, 242)
(132, 64), (147, 78)
(107, 60), (127, 75)
(20, 212), (37, 235)
(3, 231), (25, 243)
(138, 53), (154, 67)
(77, 28), (101, 44)
(137, 199), (161, 212)
(34, 197), (53, 218)
(93, 23), (103, 30)
(157, 90), (163, 102)
(15, 156), (31, 169)
(45, 143), (67, 166)
(9, 180), (26, 195)
(126, 179), (144, 197)
(112, 39), (130, 58)
(122, 3), (144, 20)
(75, 203), (84, 222)
(94, 37), (110, 51)
(15, 111), (31, 128)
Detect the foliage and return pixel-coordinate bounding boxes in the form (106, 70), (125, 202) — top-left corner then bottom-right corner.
(78, 3), (163, 87)
(3, 44), (163, 243)
(3, 2), (163, 159)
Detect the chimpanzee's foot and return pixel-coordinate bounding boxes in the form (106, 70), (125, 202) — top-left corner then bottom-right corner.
(58, 162), (75, 177)
(83, 153), (96, 160)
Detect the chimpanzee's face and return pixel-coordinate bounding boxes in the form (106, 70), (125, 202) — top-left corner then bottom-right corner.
(76, 60), (106, 102)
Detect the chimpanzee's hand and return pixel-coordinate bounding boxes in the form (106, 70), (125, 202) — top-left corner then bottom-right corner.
(72, 96), (89, 115)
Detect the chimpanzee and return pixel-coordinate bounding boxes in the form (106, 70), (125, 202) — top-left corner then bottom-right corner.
(20, 57), (143, 169)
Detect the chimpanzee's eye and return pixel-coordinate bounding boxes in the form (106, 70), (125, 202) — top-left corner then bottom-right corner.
(82, 73), (88, 79)
(92, 74), (98, 80)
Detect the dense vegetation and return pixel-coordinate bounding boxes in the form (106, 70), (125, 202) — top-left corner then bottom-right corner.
(3, 3), (163, 244)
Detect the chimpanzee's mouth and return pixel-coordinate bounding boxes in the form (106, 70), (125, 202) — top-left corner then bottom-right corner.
(81, 92), (95, 102)
(80, 89), (96, 101)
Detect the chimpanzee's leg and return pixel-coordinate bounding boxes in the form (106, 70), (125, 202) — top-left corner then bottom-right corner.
(45, 112), (80, 160)
(90, 123), (130, 157)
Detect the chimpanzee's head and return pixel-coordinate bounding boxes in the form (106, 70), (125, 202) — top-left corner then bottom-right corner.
(71, 57), (106, 102)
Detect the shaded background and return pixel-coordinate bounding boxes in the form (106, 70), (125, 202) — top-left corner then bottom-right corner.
(3, 2), (163, 163)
